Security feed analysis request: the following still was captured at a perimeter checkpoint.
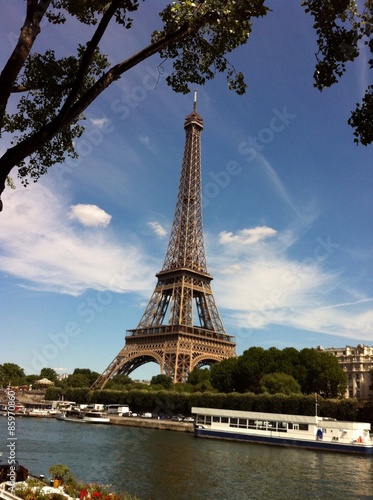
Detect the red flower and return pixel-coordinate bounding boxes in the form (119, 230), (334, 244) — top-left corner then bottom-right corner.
(93, 492), (103, 498)
(80, 489), (88, 499)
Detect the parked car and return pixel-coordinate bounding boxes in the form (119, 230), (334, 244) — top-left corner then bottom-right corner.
(183, 417), (194, 422)
(171, 415), (184, 421)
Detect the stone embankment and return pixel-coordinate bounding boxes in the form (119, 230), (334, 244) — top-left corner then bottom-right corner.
(109, 416), (194, 432)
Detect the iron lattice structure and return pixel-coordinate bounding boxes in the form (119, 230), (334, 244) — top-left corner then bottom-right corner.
(93, 97), (236, 388)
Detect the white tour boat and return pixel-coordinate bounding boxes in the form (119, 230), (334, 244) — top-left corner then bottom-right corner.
(83, 411), (110, 424)
(56, 409), (110, 424)
(55, 409), (86, 423)
(192, 407), (373, 455)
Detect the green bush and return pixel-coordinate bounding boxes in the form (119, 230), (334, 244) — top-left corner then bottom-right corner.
(65, 387), (90, 404)
(45, 386), (61, 401)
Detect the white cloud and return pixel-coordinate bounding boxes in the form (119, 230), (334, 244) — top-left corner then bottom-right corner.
(219, 226), (277, 245)
(209, 225), (373, 342)
(90, 117), (109, 128)
(1, 183), (372, 344)
(0, 182), (154, 296)
(139, 135), (150, 146)
(147, 220), (167, 237)
(68, 204), (112, 227)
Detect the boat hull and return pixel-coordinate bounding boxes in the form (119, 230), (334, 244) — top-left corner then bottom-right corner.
(55, 412), (86, 423)
(56, 415), (86, 423)
(83, 417), (110, 424)
(194, 426), (373, 455)
(55, 412), (110, 424)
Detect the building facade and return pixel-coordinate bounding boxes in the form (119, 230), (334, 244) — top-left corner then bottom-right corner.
(318, 345), (373, 399)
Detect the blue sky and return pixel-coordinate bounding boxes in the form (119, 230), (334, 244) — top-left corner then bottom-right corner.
(0, 2), (372, 380)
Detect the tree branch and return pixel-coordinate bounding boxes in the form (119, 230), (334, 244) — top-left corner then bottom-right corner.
(0, 0), (52, 129)
(57, 0), (122, 125)
(0, 18), (200, 201)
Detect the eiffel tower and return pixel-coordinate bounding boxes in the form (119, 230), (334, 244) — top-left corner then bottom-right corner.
(93, 93), (236, 389)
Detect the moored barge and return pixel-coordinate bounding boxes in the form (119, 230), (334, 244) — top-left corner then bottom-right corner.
(192, 407), (373, 455)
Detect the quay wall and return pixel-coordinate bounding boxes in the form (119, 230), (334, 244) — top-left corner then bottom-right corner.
(109, 416), (194, 432)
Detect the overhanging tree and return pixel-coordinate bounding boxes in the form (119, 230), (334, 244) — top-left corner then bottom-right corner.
(0, 1), (371, 211)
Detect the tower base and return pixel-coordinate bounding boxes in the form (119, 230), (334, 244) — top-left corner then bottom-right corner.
(92, 325), (236, 388)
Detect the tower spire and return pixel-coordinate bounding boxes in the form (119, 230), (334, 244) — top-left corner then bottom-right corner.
(92, 96), (236, 388)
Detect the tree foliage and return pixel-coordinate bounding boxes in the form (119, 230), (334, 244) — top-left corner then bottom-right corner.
(259, 372), (302, 395)
(0, 363), (26, 386)
(40, 367), (58, 382)
(0, 0), (269, 208)
(150, 374), (173, 389)
(106, 374), (133, 390)
(187, 367), (211, 385)
(302, 0), (373, 145)
(64, 368), (101, 387)
(0, 1), (371, 210)
(210, 357), (238, 393)
(210, 346), (347, 397)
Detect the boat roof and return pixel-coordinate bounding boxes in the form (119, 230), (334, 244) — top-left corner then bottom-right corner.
(191, 407), (371, 430)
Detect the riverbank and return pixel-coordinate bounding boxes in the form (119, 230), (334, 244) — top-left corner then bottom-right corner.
(2, 417), (372, 499)
(108, 416), (194, 432)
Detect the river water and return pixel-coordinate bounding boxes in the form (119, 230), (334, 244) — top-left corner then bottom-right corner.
(1, 417), (373, 499)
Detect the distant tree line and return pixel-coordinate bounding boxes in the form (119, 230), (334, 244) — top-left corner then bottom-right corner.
(0, 364), (101, 389)
(44, 387), (366, 424)
(0, 346), (354, 399)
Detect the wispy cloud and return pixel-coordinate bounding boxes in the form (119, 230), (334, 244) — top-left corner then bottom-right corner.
(209, 225), (373, 342)
(139, 135), (151, 147)
(90, 117), (109, 128)
(1, 183), (372, 343)
(317, 298), (373, 310)
(147, 220), (167, 237)
(0, 182), (154, 296)
(256, 153), (304, 219)
(219, 226), (277, 245)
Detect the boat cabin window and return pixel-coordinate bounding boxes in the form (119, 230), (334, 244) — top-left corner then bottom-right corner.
(278, 422), (287, 432)
(196, 415), (212, 426)
(288, 423), (298, 430)
(239, 419), (248, 428)
(289, 422), (308, 431)
(197, 414), (312, 433)
(212, 416), (229, 424)
(230, 418), (238, 427)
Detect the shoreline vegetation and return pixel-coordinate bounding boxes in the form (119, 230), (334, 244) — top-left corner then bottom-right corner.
(44, 389), (373, 427)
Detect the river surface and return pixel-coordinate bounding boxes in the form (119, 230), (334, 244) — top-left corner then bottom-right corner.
(1, 417), (373, 499)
